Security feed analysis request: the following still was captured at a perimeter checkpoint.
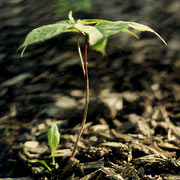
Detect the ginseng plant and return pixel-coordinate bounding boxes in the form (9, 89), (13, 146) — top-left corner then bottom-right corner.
(19, 11), (166, 158)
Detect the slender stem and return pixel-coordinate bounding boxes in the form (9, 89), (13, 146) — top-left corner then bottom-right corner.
(77, 35), (85, 76)
(52, 154), (55, 165)
(71, 35), (89, 158)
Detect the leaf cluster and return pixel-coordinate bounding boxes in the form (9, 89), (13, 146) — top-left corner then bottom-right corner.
(19, 11), (166, 57)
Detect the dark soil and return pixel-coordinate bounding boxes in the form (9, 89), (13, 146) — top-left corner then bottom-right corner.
(0, 0), (180, 179)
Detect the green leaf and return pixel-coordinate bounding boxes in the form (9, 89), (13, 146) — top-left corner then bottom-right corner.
(37, 160), (52, 172)
(124, 21), (167, 45)
(48, 123), (60, 165)
(19, 20), (73, 57)
(87, 21), (128, 54)
(74, 23), (103, 46)
(30, 159), (52, 172)
(95, 22), (129, 37)
(92, 38), (107, 56)
(91, 20), (166, 54)
(68, 11), (75, 24)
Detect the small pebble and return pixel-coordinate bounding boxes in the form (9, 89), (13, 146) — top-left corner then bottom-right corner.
(24, 141), (39, 149)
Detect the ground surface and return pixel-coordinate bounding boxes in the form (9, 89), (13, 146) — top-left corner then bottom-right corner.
(0, 0), (180, 179)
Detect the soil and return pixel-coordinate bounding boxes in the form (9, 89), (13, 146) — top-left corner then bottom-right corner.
(0, 0), (180, 179)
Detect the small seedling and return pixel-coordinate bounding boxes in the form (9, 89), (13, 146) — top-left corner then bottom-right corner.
(48, 123), (60, 165)
(19, 11), (166, 158)
(31, 124), (60, 172)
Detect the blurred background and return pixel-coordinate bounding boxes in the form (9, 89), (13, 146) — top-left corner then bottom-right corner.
(0, 0), (179, 118)
(0, 0), (180, 177)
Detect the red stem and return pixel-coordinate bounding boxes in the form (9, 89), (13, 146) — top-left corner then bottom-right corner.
(71, 35), (89, 158)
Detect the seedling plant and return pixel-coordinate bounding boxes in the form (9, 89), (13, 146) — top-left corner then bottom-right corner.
(19, 11), (166, 159)
(48, 123), (60, 165)
(32, 123), (60, 171)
